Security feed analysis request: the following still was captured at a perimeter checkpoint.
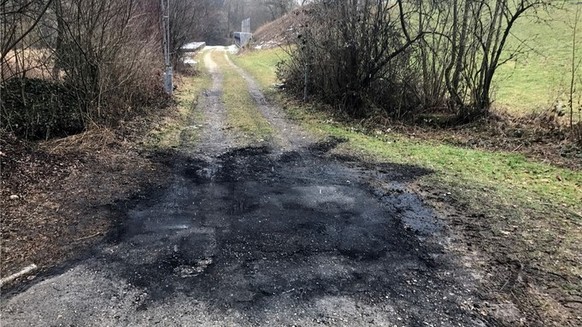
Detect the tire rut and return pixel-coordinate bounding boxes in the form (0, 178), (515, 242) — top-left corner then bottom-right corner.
(192, 49), (235, 159)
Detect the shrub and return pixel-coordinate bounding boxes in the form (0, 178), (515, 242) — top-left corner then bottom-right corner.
(1, 78), (83, 139)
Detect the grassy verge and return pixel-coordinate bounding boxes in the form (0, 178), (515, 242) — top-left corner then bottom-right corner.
(234, 49), (581, 208)
(210, 50), (274, 146)
(144, 53), (210, 150)
(234, 48), (582, 326)
(240, 4), (582, 120)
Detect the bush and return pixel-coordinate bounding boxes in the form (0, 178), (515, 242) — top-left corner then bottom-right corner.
(279, 0), (547, 122)
(278, 1), (422, 119)
(0, 0), (171, 140)
(0, 78), (83, 140)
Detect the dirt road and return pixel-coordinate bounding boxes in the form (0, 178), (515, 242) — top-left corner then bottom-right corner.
(1, 48), (486, 326)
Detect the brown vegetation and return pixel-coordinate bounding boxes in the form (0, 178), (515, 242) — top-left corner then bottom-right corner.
(1, 0), (170, 140)
(253, 6), (310, 48)
(0, 107), (176, 280)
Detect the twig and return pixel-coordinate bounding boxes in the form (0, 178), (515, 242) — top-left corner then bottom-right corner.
(281, 288), (296, 294)
(74, 231), (103, 242)
(0, 264), (38, 287)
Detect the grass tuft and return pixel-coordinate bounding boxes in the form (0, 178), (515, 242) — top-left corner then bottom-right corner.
(144, 52), (210, 150)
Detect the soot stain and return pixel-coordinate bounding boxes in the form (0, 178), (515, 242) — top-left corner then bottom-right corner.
(96, 142), (474, 322)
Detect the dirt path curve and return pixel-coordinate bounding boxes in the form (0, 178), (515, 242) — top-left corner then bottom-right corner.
(1, 48), (487, 326)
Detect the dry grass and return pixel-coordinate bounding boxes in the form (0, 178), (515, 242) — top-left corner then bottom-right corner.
(252, 6), (311, 48)
(0, 120), (171, 281)
(45, 127), (118, 154)
(1, 49), (54, 80)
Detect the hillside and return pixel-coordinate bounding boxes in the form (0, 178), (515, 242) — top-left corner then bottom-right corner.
(252, 7), (311, 49)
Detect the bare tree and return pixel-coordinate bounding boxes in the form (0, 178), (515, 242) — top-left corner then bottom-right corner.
(1, 0), (168, 139)
(1, 0), (54, 81)
(263, 0), (295, 20)
(281, 0), (550, 122)
(1, 0), (53, 63)
(281, 0), (425, 117)
(168, 0), (232, 58)
(443, 0), (549, 119)
(223, 0), (297, 39)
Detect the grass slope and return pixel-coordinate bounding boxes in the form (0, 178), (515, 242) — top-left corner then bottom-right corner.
(494, 3), (582, 117)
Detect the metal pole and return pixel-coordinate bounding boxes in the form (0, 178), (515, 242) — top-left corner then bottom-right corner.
(303, 63), (308, 102)
(161, 0), (173, 95)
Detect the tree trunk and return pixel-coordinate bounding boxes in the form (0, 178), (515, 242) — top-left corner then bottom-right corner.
(52, 0), (64, 79)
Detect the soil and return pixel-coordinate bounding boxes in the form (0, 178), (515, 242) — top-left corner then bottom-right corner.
(0, 127), (166, 276)
(1, 47), (577, 327)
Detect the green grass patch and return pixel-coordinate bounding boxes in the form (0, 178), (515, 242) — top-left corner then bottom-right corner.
(494, 3), (582, 117)
(210, 51), (274, 146)
(293, 105), (581, 212)
(229, 48), (289, 88)
(237, 10), (581, 119)
(283, 102), (582, 316)
(232, 45), (582, 214)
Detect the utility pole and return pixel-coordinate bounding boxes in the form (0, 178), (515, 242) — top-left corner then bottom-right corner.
(161, 0), (173, 95)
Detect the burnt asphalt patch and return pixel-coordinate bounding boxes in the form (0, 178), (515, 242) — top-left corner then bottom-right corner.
(2, 140), (486, 326)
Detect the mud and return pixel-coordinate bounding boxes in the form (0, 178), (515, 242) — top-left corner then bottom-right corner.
(1, 142), (485, 326)
(1, 48), (486, 326)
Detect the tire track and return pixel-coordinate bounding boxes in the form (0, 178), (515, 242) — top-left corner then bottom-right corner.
(192, 48), (235, 159)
